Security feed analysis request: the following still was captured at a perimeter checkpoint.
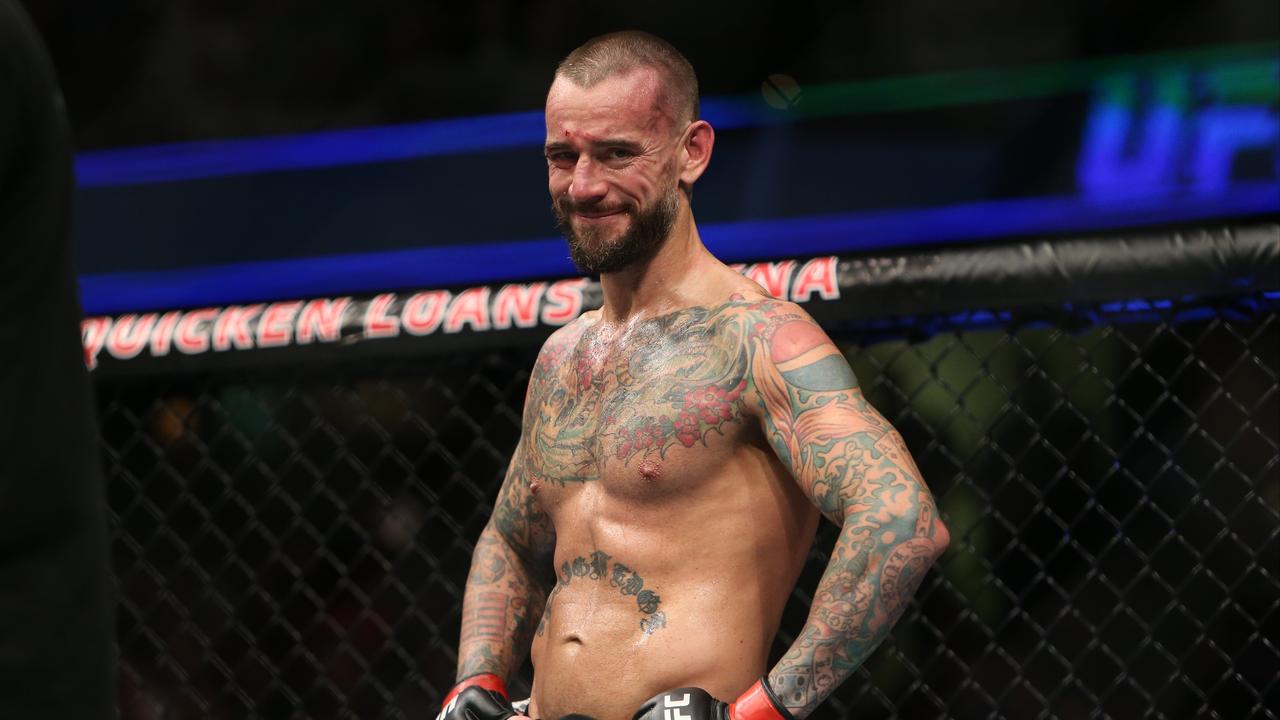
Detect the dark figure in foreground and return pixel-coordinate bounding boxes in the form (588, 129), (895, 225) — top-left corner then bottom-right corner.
(0, 1), (116, 716)
(438, 31), (948, 720)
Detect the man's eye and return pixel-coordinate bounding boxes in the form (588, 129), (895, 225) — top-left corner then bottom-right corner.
(608, 148), (633, 160)
(548, 152), (575, 165)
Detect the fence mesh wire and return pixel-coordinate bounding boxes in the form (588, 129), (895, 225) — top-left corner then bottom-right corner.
(98, 292), (1279, 720)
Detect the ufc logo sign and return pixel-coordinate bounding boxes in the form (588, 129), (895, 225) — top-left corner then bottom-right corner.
(663, 693), (692, 720)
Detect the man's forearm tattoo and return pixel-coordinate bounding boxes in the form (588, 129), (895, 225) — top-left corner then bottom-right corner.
(466, 533), (509, 587)
(457, 531), (545, 679)
(457, 645), (500, 679)
(456, 443), (554, 680)
(460, 592), (511, 643)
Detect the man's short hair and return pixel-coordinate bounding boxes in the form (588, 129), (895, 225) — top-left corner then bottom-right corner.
(554, 30), (699, 126)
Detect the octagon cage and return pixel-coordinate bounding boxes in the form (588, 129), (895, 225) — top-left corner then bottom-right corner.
(87, 225), (1279, 719)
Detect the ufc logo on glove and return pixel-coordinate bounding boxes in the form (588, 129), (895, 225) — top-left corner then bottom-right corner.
(663, 693), (693, 720)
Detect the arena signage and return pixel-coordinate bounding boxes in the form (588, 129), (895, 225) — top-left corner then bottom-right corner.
(81, 257), (839, 370)
(1078, 58), (1278, 201)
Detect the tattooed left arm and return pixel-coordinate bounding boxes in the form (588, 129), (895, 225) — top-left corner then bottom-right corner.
(747, 303), (950, 718)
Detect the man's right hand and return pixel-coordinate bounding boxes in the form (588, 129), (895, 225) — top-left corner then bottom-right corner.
(437, 674), (518, 720)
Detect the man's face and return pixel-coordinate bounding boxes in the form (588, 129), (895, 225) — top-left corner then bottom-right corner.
(544, 69), (685, 274)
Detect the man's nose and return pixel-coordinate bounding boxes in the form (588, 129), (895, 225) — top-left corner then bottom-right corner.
(568, 157), (607, 205)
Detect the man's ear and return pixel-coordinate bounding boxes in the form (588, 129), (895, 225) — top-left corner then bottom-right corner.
(677, 120), (715, 191)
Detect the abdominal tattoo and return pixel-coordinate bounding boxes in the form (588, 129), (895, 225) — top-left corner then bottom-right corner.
(535, 551), (667, 636)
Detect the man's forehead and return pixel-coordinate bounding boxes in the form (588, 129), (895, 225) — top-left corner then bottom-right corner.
(548, 67), (661, 101)
(545, 69), (674, 138)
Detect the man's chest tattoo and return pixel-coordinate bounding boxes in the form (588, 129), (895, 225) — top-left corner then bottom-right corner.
(526, 306), (756, 484)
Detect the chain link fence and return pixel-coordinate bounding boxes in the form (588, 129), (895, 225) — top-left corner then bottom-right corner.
(98, 291), (1279, 720)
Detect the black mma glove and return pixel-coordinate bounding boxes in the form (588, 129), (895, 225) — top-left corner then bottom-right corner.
(436, 673), (517, 720)
(632, 680), (795, 720)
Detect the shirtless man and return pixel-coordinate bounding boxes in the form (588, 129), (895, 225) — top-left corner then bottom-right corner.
(438, 31), (949, 720)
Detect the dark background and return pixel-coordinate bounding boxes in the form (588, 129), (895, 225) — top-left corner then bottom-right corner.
(19, 0), (1279, 151)
(18, 0), (1280, 308)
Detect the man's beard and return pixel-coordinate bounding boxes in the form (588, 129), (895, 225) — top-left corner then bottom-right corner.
(554, 187), (679, 274)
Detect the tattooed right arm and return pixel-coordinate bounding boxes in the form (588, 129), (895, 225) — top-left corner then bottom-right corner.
(456, 328), (574, 682)
(457, 439), (557, 680)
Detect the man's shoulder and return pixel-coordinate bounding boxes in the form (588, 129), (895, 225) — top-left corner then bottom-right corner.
(531, 310), (598, 374)
(705, 291), (819, 333)
(709, 293), (842, 372)
(548, 309), (601, 346)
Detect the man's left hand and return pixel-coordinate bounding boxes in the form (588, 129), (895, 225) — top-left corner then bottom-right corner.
(631, 680), (795, 720)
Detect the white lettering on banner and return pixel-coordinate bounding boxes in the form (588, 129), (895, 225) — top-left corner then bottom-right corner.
(174, 308), (219, 354)
(492, 282), (547, 329)
(80, 258), (841, 368)
(743, 259), (796, 299)
(212, 304), (264, 351)
(791, 257), (839, 301)
(81, 316), (111, 369)
(150, 311), (182, 357)
(403, 290), (451, 335)
(444, 287), (492, 333)
(106, 313), (157, 359)
(541, 278), (587, 325)
(298, 297), (351, 343)
(258, 301), (302, 348)
(365, 293), (400, 338)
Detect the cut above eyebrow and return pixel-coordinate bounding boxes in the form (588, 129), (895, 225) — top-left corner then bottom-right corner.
(544, 138), (645, 153)
(595, 137), (644, 147)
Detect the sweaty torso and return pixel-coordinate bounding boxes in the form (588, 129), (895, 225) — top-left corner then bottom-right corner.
(522, 296), (820, 720)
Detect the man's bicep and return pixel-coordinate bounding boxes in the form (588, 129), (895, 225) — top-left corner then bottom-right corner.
(750, 311), (918, 523)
